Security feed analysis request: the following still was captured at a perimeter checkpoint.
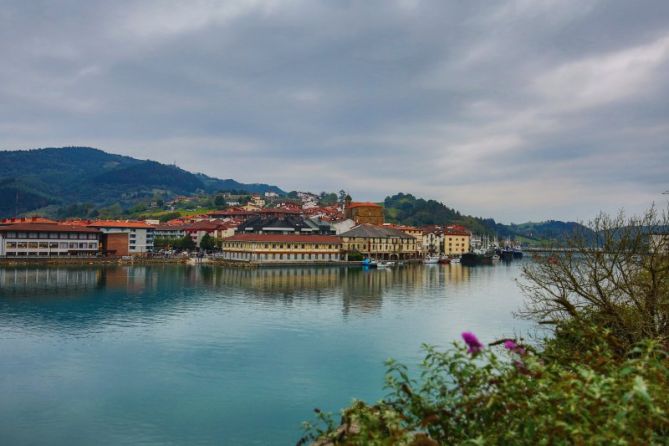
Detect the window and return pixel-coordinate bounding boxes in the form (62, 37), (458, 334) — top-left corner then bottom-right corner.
(6, 242), (16, 248)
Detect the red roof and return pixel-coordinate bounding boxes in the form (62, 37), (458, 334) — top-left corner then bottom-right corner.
(347, 202), (382, 209)
(1, 217), (58, 225)
(444, 225), (471, 236)
(225, 234), (341, 244)
(0, 223), (100, 233)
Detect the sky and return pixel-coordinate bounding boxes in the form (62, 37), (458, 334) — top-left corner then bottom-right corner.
(1, 0), (668, 223)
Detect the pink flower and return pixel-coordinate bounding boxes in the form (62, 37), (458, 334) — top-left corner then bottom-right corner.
(461, 332), (483, 355)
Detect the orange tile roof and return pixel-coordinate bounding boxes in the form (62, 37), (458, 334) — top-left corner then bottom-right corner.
(0, 223), (100, 233)
(347, 202), (382, 208)
(1, 217), (58, 225)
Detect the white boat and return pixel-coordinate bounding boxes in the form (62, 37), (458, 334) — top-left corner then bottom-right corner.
(450, 257), (460, 264)
(423, 256), (440, 264)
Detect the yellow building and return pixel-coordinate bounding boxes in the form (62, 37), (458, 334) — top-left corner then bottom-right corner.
(221, 234), (341, 263)
(340, 224), (421, 260)
(383, 224), (424, 254)
(443, 225), (471, 255)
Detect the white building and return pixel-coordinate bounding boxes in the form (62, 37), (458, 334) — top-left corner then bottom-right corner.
(87, 221), (155, 254)
(0, 223), (101, 257)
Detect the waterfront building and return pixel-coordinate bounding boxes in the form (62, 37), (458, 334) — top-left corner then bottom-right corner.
(383, 224), (424, 253)
(84, 221), (155, 254)
(443, 225), (471, 256)
(221, 234), (342, 263)
(182, 220), (236, 247)
(344, 199), (385, 225)
(153, 224), (187, 239)
(0, 223), (101, 257)
(340, 224), (421, 260)
(421, 225), (444, 255)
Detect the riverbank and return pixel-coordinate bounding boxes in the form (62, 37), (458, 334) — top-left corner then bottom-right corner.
(0, 257), (383, 268)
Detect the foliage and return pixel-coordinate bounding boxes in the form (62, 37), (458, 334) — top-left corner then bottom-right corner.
(199, 233), (216, 251)
(347, 251), (364, 261)
(159, 212), (182, 223)
(177, 235), (196, 250)
(519, 207), (669, 354)
(0, 147), (283, 217)
(301, 338), (669, 446)
(319, 192), (339, 206)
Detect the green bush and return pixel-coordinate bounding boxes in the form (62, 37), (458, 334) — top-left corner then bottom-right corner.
(301, 336), (669, 445)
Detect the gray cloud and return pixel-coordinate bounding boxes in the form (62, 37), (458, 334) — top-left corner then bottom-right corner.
(1, 0), (668, 222)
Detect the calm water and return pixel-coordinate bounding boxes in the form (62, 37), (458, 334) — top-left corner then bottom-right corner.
(0, 263), (534, 445)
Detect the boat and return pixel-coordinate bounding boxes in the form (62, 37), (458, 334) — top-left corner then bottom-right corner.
(423, 256), (440, 264)
(438, 255), (451, 264)
(462, 250), (497, 266)
(512, 246), (523, 259)
(362, 258), (378, 268)
(449, 257), (460, 264)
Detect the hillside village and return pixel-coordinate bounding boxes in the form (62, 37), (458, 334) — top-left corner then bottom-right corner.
(0, 192), (480, 263)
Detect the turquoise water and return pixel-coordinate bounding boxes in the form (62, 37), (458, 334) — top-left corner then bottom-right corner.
(0, 263), (534, 445)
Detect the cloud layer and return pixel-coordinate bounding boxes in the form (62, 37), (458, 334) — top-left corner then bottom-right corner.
(1, 0), (668, 222)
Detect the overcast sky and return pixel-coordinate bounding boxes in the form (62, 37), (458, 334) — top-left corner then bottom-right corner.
(1, 0), (668, 222)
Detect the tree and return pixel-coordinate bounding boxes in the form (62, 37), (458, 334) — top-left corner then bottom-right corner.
(199, 233), (216, 251)
(518, 206), (669, 352)
(214, 195), (227, 207)
(176, 234), (195, 250)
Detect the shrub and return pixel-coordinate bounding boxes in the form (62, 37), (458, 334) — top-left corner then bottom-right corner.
(301, 336), (669, 445)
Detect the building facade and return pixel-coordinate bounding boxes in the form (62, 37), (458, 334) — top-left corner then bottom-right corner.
(0, 223), (101, 257)
(340, 224), (421, 260)
(221, 234), (342, 263)
(443, 225), (471, 255)
(85, 221), (155, 254)
(344, 200), (385, 225)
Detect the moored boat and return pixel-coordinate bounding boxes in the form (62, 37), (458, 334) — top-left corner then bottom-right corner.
(423, 256), (440, 264)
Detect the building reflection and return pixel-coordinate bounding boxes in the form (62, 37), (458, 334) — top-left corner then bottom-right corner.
(0, 264), (477, 321)
(0, 267), (102, 297)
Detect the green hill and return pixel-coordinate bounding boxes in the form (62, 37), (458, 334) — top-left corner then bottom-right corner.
(0, 147), (284, 217)
(383, 193), (588, 244)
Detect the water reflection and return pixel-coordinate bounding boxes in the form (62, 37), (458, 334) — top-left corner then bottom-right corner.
(0, 264), (482, 324)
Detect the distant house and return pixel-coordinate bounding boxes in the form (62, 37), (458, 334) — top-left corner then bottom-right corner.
(0, 223), (101, 257)
(340, 223), (421, 260)
(221, 234), (342, 263)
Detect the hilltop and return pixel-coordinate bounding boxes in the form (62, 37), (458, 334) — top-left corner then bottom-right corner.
(0, 147), (284, 217)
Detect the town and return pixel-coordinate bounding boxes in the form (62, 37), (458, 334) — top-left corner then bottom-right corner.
(0, 192), (484, 264)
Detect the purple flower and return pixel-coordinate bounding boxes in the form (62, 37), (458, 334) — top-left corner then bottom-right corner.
(504, 339), (526, 356)
(503, 340), (517, 350)
(461, 332), (483, 355)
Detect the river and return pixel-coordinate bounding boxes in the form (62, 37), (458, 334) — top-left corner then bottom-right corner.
(0, 262), (535, 445)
